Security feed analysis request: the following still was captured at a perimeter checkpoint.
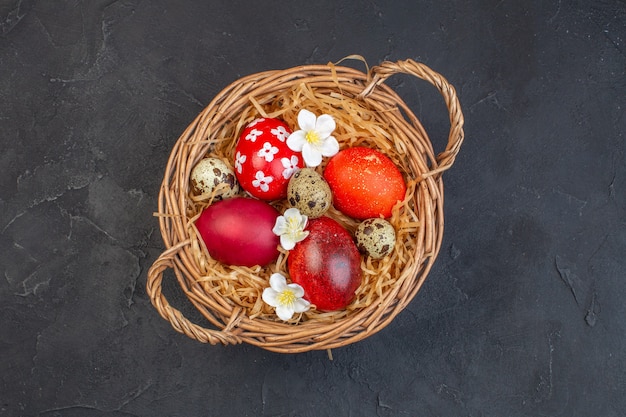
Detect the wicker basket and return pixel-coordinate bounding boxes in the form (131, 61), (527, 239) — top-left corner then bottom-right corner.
(146, 59), (464, 353)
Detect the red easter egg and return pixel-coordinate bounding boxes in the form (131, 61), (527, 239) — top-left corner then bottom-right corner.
(195, 197), (280, 267)
(323, 147), (407, 219)
(235, 118), (303, 200)
(288, 217), (362, 311)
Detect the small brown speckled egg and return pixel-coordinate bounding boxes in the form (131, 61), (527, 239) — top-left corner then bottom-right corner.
(355, 218), (396, 259)
(190, 157), (239, 199)
(287, 168), (332, 218)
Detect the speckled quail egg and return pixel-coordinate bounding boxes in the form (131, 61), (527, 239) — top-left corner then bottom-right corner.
(287, 168), (332, 218)
(355, 218), (396, 259)
(190, 157), (239, 199)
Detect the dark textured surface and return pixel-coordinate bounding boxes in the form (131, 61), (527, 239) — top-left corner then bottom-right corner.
(1, 1), (625, 416)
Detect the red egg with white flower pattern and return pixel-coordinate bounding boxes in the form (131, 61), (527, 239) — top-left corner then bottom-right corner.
(235, 118), (303, 200)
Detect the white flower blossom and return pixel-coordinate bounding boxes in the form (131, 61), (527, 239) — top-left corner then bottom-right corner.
(272, 207), (309, 250)
(271, 126), (290, 142)
(235, 151), (247, 174)
(257, 142), (279, 162)
(287, 109), (339, 167)
(262, 273), (310, 321)
(252, 171), (273, 192)
(281, 155), (299, 179)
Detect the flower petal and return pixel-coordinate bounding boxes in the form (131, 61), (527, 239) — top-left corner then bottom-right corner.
(297, 109), (316, 131)
(287, 131), (306, 152)
(275, 304), (295, 321)
(320, 136), (340, 157)
(286, 283), (305, 298)
(269, 273), (288, 291)
(272, 216), (288, 235)
(292, 298), (311, 313)
(283, 207), (302, 219)
(280, 235), (296, 251)
(315, 114), (336, 137)
(262, 287), (279, 307)
(302, 143), (323, 167)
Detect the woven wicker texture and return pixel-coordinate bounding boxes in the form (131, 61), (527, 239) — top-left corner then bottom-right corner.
(147, 59), (464, 353)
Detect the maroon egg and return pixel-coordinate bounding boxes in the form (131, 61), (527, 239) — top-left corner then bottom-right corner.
(288, 217), (362, 311)
(195, 197), (280, 267)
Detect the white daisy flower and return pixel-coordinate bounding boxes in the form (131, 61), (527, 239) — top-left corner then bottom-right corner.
(286, 109), (339, 167)
(272, 207), (309, 250)
(262, 273), (310, 321)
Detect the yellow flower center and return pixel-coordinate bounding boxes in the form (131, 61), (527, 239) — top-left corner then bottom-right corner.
(305, 131), (321, 145)
(277, 290), (296, 307)
(287, 216), (300, 232)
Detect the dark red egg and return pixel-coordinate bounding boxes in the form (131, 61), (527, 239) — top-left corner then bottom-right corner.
(288, 217), (362, 311)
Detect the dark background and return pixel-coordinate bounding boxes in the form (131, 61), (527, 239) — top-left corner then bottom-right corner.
(1, 0), (625, 416)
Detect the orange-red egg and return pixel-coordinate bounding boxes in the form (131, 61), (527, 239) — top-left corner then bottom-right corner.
(323, 147), (406, 219)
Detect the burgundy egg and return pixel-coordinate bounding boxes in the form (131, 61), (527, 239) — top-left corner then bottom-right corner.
(195, 197), (280, 267)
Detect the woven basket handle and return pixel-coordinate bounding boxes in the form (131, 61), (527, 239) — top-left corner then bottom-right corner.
(360, 59), (465, 176)
(146, 240), (242, 345)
